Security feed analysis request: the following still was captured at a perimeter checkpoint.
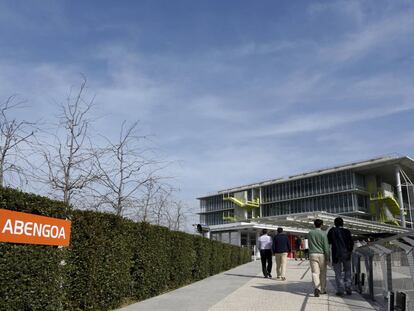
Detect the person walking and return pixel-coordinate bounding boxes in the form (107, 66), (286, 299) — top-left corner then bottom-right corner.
(308, 219), (329, 297)
(272, 227), (291, 280)
(257, 229), (273, 278)
(304, 237), (309, 260)
(294, 236), (303, 261)
(328, 217), (354, 296)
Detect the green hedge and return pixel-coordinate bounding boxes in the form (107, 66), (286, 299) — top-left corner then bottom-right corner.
(0, 188), (68, 311)
(64, 211), (135, 310)
(0, 188), (250, 310)
(130, 222), (171, 301)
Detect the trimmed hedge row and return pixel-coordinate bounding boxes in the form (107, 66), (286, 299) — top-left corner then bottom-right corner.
(0, 188), (251, 310)
(0, 188), (68, 311)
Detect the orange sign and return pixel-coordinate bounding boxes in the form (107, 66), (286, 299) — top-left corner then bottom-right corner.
(0, 209), (71, 246)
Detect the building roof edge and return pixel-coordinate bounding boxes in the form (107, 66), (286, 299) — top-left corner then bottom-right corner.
(197, 154), (414, 199)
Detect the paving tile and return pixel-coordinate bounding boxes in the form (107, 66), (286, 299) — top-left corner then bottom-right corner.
(119, 260), (377, 311)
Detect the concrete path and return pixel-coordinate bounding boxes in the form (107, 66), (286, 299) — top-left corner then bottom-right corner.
(118, 260), (378, 311)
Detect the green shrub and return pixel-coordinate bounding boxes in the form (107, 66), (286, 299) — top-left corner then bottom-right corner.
(0, 188), (68, 311)
(230, 245), (241, 268)
(167, 231), (195, 288)
(0, 243), (65, 311)
(240, 247), (251, 264)
(192, 236), (211, 280)
(130, 222), (171, 301)
(64, 210), (134, 310)
(0, 187), (251, 310)
(221, 242), (232, 271)
(209, 240), (223, 275)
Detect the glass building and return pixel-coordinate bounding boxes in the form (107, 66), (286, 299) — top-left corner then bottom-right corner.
(197, 156), (414, 253)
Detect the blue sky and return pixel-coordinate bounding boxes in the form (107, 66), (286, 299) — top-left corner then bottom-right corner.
(1, 0), (414, 217)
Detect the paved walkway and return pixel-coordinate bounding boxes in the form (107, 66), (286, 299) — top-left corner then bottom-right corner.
(118, 260), (378, 311)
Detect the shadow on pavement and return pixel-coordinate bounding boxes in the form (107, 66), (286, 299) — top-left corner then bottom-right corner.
(252, 281), (310, 297)
(253, 281), (376, 311)
(223, 273), (264, 279)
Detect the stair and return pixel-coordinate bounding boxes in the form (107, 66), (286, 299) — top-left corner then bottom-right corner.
(223, 195), (260, 209)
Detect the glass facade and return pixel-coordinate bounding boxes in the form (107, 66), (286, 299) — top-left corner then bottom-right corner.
(262, 193), (361, 216)
(200, 195), (233, 213)
(201, 210), (234, 225)
(199, 170), (370, 225)
(355, 173), (367, 190)
(261, 171), (355, 203)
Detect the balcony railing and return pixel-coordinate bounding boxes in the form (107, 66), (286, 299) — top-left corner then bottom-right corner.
(353, 232), (414, 310)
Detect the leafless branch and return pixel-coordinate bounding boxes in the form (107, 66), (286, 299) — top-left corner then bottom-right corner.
(0, 96), (37, 187)
(91, 121), (166, 216)
(37, 78), (98, 208)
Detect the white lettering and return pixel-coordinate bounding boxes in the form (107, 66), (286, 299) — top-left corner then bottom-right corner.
(2, 219), (13, 234)
(1, 219), (67, 241)
(50, 226), (58, 238)
(42, 224), (51, 238)
(59, 227), (65, 239)
(24, 222), (33, 236)
(33, 223), (42, 237)
(14, 220), (24, 235)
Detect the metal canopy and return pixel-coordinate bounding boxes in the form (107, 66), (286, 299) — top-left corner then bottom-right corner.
(208, 221), (309, 234)
(252, 212), (412, 235)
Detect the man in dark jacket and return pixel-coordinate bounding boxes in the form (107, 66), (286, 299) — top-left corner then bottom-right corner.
(327, 217), (354, 296)
(272, 227), (291, 280)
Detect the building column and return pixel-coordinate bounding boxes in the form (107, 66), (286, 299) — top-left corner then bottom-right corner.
(259, 187), (263, 218)
(396, 165), (406, 228)
(244, 191), (248, 220)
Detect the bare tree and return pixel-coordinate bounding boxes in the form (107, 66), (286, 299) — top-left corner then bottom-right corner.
(134, 179), (164, 222)
(0, 96), (36, 187)
(149, 185), (173, 225)
(41, 78), (96, 207)
(165, 200), (187, 231)
(92, 121), (162, 216)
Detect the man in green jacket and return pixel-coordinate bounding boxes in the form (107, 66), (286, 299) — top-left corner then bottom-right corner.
(308, 219), (330, 297)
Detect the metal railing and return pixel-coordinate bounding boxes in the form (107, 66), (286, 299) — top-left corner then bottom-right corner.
(353, 232), (414, 310)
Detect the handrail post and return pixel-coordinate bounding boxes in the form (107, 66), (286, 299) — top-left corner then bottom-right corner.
(352, 251), (362, 293)
(388, 291), (394, 311)
(385, 253), (393, 294)
(397, 238), (414, 284)
(406, 246), (414, 284)
(396, 292), (407, 311)
(367, 254), (375, 301)
(371, 244), (394, 298)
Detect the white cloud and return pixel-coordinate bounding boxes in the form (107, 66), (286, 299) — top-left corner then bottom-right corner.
(319, 9), (414, 63)
(243, 102), (414, 138)
(308, 0), (365, 25)
(1, 2), (414, 221)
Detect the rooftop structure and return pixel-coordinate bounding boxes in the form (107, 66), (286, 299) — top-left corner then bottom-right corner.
(197, 155), (414, 254)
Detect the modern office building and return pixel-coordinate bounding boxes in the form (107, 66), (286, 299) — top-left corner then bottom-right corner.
(197, 155), (414, 255)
